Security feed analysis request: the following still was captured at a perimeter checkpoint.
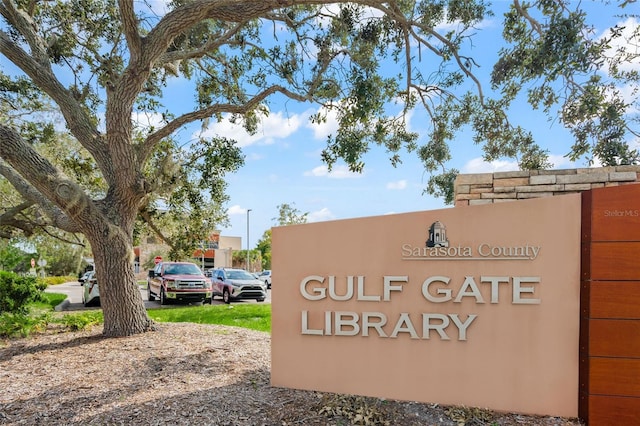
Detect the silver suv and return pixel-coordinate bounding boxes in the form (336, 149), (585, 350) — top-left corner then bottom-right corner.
(210, 268), (267, 304)
(257, 270), (272, 289)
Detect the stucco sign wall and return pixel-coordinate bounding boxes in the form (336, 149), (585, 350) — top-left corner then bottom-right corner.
(271, 194), (581, 417)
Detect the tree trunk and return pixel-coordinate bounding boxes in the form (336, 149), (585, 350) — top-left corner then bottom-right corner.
(75, 242), (85, 277)
(90, 227), (155, 337)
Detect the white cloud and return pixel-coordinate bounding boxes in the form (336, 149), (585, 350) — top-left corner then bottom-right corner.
(435, 18), (489, 33)
(199, 110), (304, 147)
(306, 103), (410, 141)
(600, 17), (640, 74)
(547, 154), (576, 169)
(260, 111), (304, 140)
(462, 154), (585, 173)
(595, 17), (640, 112)
(316, 4), (384, 28)
(304, 164), (363, 179)
(462, 158), (518, 173)
(620, 83), (640, 114)
(304, 97), (415, 142)
(306, 106), (340, 140)
(590, 157), (603, 168)
(227, 205), (248, 215)
(308, 207), (335, 222)
(132, 111), (165, 130)
(386, 180), (407, 190)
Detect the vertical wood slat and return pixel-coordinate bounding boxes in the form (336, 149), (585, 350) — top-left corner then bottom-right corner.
(589, 242), (640, 281)
(588, 395), (640, 426)
(589, 320), (640, 358)
(589, 282), (640, 319)
(580, 184), (640, 425)
(589, 358), (640, 397)
(579, 191), (592, 424)
(590, 184), (640, 242)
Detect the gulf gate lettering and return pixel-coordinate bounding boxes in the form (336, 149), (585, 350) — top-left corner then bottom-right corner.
(299, 275), (540, 340)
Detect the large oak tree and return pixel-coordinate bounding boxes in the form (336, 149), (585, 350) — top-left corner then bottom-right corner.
(1, 0), (637, 336)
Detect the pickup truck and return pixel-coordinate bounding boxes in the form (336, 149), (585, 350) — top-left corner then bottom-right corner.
(147, 261), (212, 305)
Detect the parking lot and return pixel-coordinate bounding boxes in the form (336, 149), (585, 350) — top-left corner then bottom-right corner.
(47, 281), (271, 311)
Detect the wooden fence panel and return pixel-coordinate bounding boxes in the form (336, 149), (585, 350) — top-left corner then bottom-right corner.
(580, 184), (640, 425)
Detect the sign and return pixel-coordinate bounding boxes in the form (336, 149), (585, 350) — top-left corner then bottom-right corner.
(272, 194), (581, 418)
(154, 256), (162, 265)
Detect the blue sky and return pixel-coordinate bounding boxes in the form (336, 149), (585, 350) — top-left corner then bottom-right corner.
(3, 1), (637, 253)
(193, 2), (639, 249)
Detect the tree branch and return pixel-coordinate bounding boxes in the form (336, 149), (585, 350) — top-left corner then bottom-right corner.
(118, 0), (142, 61)
(0, 127), (94, 233)
(37, 227), (87, 248)
(513, 0), (543, 35)
(0, 159), (83, 233)
(138, 84), (310, 161)
(0, 31), (109, 175)
(139, 208), (177, 250)
(0, 201), (36, 236)
(157, 22), (246, 65)
(0, 0), (48, 62)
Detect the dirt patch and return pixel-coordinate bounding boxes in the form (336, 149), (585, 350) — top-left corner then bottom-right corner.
(0, 323), (584, 425)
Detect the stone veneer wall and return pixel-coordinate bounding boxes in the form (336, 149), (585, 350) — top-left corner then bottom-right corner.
(454, 165), (640, 207)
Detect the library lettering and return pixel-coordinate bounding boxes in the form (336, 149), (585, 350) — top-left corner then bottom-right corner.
(299, 274), (540, 340)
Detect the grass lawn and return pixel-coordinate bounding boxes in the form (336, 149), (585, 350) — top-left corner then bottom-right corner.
(37, 293), (272, 333)
(35, 292), (68, 311)
(148, 304), (271, 333)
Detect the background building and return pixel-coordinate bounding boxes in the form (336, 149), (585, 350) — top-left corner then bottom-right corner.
(134, 233), (242, 277)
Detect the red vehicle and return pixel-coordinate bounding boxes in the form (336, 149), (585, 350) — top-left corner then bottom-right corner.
(147, 261), (212, 305)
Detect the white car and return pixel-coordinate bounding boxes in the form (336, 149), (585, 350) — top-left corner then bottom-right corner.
(82, 275), (100, 307)
(258, 270), (271, 289)
(78, 270), (95, 284)
(211, 268), (267, 303)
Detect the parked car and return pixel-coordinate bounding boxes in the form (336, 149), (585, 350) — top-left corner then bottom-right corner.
(78, 270), (95, 284)
(258, 270), (272, 289)
(82, 275), (100, 307)
(210, 268), (267, 304)
(147, 261), (212, 305)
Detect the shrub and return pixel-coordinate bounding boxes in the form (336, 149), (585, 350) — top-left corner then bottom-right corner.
(0, 271), (47, 314)
(0, 312), (51, 338)
(59, 311), (103, 331)
(43, 276), (77, 286)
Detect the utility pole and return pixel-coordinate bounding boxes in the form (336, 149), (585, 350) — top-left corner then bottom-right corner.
(246, 209), (252, 271)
